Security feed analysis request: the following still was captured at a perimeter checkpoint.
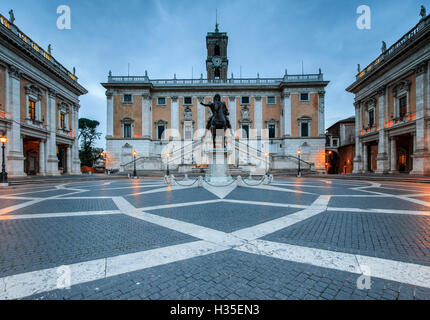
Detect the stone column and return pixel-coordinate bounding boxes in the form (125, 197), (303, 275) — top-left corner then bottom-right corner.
(376, 86), (389, 173)
(254, 96), (262, 136)
(353, 101), (363, 173)
(197, 96), (206, 136)
(411, 61), (429, 174)
(38, 140), (46, 175)
(282, 92), (291, 137)
(318, 91), (326, 136)
(106, 90), (113, 137)
(362, 143), (368, 173)
(67, 145), (72, 174)
(228, 96), (237, 132)
(46, 89), (60, 176)
(390, 137), (398, 173)
(142, 94), (152, 138)
(7, 65), (25, 177)
(71, 104), (81, 174)
(171, 96), (179, 138)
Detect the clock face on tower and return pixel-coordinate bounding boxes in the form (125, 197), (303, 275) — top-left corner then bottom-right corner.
(212, 56), (222, 67)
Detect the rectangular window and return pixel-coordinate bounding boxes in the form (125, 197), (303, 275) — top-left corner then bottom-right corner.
(60, 113), (65, 129)
(301, 122), (309, 137)
(157, 97), (166, 105)
(332, 139), (338, 147)
(157, 125), (165, 139)
(123, 94), (132, 103)
(28, 100), (36, 120)
(183, 97), (192, 105)
(241, 96), (250, 105)
(267, 96), (276, 104)
(268, 125), (276, 138)
(368, 110), (375, 127)
(399, 96), (407, 117)
(124, 124), (132, 138)
(300, 93), (310, 102)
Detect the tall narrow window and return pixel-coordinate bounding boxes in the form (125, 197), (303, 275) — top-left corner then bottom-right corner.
(242, 125), (249, 139)
(368, 109), (375, 127)
(28, 100), (36, 120)
(60, 113), (65, 129)
(124, 124), (132, 138)
(215, 68), (220, 79)
(399, 96), (407, 118)
(157, 125), (165, 140)
(301, 122), (309, 137)
(269, 124), (276, 139)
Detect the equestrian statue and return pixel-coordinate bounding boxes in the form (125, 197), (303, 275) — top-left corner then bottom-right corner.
(200, 94), (231, 149)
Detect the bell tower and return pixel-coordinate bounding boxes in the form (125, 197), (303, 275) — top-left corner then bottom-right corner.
(206, 22), (228, 81)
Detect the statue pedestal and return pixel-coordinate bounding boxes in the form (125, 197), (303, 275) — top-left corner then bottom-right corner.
(205, 148), (233, 184)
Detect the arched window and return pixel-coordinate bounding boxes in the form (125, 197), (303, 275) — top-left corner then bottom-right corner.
(214, 44), (220, 56)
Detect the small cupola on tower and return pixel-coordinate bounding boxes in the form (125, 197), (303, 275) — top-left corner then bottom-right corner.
(206, 20), (228, 82)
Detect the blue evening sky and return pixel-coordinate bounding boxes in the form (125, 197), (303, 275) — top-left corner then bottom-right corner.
(0, 0), (427, 148)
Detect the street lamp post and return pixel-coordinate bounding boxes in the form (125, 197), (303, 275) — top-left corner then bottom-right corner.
(297, 149), (302, 178)
(166, 152), (170, 176)
(0, 136), (8, 186)
(132, 150), (137, 178)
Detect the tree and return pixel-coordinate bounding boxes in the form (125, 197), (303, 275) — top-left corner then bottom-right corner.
(79, 118), (102, 167)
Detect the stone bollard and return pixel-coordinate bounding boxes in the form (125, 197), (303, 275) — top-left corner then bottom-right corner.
(184, 174), (189, 181)
(269, 174), (274, 184)
(198, 176), (203, 187)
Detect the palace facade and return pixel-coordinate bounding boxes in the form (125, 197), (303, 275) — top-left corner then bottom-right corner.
(0, 12), (87, 177)
(102, 25), (329, 173)
(347, 11), (430, 174)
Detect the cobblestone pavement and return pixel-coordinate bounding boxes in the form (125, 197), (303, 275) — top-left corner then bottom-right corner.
(1, 177), (430, 300)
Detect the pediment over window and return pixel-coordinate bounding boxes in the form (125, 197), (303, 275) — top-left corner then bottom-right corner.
(297, 115), (312, 121)
(155, 119), (168, 126)
(58, 100), (71, 112)
(24, 83), (43, 100)
(121, 117), (134, 124)
(392, 80), (411, 96)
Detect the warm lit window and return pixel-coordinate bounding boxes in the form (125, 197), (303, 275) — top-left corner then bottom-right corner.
(60, 113), (66, 129)
(123, 124), (132, 138)
(28, 100), (36, 120)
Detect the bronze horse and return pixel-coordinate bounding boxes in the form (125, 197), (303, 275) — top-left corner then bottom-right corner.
(200, 94), (231, 149)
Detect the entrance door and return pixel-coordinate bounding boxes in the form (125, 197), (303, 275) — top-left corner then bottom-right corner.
(27, 151), (37, 175)
(23, 139), (40, 175)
